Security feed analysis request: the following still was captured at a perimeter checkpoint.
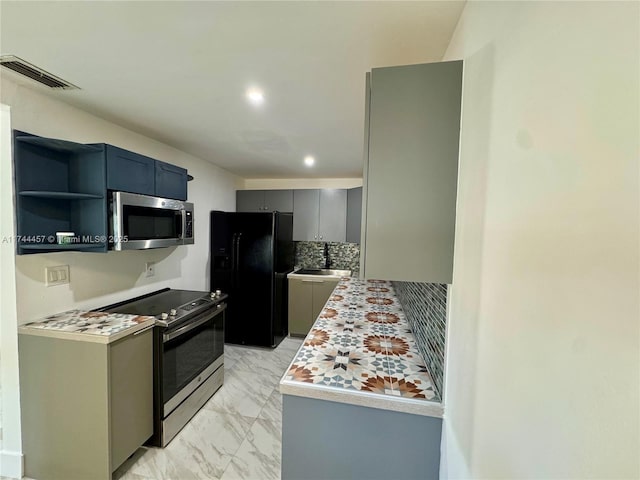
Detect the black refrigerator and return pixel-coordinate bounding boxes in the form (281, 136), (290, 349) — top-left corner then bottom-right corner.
(210, 211), (294, 347)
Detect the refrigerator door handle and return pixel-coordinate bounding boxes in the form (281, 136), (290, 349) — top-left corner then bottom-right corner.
(231, 233), (238, 288)
(234, 233), (242, 287)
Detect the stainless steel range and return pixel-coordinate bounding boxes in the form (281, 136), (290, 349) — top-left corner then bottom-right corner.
(102, 288), (226, 446)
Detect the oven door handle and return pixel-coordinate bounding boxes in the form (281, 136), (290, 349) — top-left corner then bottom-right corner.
(163, 303), (226, 343)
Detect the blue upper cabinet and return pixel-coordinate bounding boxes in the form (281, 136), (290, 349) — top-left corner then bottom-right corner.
(13, 131), (190, 255)
(106, 145), (155, 196)
(13, 131), (109, 254)
(105, 146), (188, 200)
(155, 160), (187, 201)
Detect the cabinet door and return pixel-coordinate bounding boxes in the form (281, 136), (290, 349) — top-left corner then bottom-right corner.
(346, 187), (362, 244)
(106, 145), (155, 196)
(318, 189), (347, 242)
(155, 160), (187, 200)
(312, 279), (339, 320)
(364, 61), (462, 283)
(264, 190), (293, 212)
(288, 278), (314, 336)
(293, 189), (320, 241)
(236, 190), (265, 212)
(109, 328), (153, 471)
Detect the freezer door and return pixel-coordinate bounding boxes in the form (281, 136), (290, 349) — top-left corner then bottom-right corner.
(225, 213), (275, 347)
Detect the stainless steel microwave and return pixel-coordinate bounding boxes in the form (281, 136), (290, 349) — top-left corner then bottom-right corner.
(110, 191), (194, 250)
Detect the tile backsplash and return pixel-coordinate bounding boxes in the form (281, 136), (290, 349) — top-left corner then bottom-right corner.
(391, 281), (447, 399)
(294, 241), (360, 274)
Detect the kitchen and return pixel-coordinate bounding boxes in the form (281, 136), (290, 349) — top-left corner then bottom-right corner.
(1, 2), (638, 480)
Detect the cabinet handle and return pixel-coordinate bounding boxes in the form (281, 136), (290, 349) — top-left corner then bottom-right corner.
(302, 279), (324, 283)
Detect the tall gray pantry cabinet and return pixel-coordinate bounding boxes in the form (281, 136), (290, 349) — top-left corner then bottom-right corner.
(360, 61), (463, 283)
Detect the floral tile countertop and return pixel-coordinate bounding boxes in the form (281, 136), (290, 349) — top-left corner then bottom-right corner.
(19, 310), (156, 344)
(280, 278), (443, 418)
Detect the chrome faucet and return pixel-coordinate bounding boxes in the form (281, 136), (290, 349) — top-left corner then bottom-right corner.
(323, 242), (331, 269)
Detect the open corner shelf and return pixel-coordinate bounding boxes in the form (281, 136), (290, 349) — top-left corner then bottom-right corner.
(15, 135), (103, 154)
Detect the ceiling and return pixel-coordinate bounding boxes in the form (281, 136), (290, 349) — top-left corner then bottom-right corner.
(0, 1), (465, 179)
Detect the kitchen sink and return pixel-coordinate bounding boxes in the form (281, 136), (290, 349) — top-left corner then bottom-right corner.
(294, 268), (352, 277)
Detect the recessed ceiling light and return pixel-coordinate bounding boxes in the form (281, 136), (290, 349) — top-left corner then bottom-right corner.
(246, 88), (264, 105)
(304, 156), (315, 167)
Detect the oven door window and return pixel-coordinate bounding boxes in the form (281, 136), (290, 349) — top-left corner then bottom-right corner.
(162, 312), (223, 406)
(122, 205), (183, 240)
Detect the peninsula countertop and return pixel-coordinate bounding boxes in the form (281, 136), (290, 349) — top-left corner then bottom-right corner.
(280, 277), (443, 418)
(18, 309), (156, 344)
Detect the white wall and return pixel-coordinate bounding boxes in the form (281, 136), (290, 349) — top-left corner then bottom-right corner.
(0, 103), (23, 478)
(1, 76), (242, 322)
(442, 2), (639, 479)
(0, 76), (241, 477)
(242, 178), (362, 190)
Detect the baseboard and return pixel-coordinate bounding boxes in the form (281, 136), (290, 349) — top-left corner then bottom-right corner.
(0, 449), (24, 479)
(440, 418), (471, 479)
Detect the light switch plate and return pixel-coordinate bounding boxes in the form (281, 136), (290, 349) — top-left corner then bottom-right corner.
(46, 265), (70, 287)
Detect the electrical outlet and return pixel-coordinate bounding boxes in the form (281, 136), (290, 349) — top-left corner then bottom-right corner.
(145, 261), (155, 277)
(45, 265), (70, 287)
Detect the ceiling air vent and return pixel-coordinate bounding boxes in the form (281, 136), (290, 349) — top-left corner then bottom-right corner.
(0, 55), (79, 90)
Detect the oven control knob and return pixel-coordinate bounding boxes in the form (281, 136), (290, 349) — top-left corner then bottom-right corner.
(160, 312), (169, 320)
(210, 292), (215, 299)
(170, 309), (177, 316)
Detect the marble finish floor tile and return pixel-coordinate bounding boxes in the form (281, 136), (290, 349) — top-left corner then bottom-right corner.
(204, 365), (280, 418)
(113, 336), (302, 480)
(220, 418), (282, 480)
(257, 389), (283, 426)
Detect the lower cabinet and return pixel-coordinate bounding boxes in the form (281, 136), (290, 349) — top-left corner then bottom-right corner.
(282, 395), (442, 480)
(18, 327), (154, 480)
(289, 277), (339, 336)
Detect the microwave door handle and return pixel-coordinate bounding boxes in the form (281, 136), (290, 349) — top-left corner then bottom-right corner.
(180, 209), (186, 243)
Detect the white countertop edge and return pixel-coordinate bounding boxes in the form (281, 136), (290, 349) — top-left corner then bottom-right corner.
(279, 379), (444, 418)
(18, 318), (156, 344)
(287, 272), (350, 281)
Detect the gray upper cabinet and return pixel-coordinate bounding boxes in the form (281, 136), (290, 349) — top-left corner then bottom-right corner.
(293, 189), (319, 240)
(319, 189), (347, 242)
(236, 189), (293, 212)
(237, 190), (265, 212)
(265, 190), (293, 212)
(346, 187), (362, 244)
(361, 61), (463, 283)
(293, 189), (347, 242)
